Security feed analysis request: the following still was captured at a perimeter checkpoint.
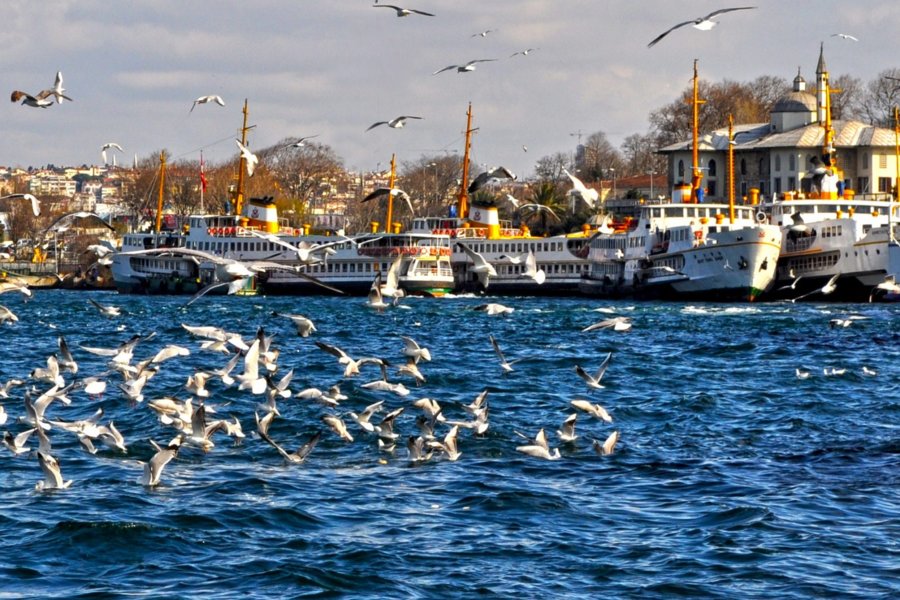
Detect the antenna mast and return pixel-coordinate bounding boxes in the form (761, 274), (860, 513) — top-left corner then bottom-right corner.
(457, 103), (475, 219)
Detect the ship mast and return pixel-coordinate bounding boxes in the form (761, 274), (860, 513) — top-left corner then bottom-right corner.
(690, 59), (706, 203)
(234, 99), (251, 218)
(385, 153), (397, 233)
(154, 150), (166, 234)
(456, 102), (475, 219)
(894, 106), (899, 201)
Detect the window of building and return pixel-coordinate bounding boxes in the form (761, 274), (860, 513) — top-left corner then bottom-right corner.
(878, 177), (892, 193)
(774, 177), (782, 194)
(707, 181), (716, 196)
(880, 153), (888, 169)
(678, 160), (685, 178)
(708, 159), (717, 177)
(787, 176), (796, 191)
(857, 177), (870, 193)
(789, 154), (796, 171)
(862, 152), (869, 170)
(740, 158), (747, 175)
(774, 154), (782, 172)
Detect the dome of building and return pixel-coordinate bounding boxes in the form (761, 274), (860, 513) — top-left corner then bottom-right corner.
(772, 91), (817, 113)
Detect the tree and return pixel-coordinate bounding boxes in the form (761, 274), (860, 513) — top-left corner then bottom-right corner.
(524, 181), (568, 235)
(620, 132), (666, 177)
(577, 131), (624, 181)
(857, 68), (900, 127)
(830, 74), (864, 121)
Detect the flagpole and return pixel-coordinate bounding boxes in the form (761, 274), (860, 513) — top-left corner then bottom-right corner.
(199, 150), (205, 214)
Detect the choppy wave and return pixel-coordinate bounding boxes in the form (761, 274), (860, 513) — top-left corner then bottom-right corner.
(0, 291), (898, 597)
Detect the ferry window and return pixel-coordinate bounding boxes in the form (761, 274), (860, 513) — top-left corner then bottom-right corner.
(708, 159), (717, 177)
(349, 264), (355, 272)
(342, 264), (348, 272)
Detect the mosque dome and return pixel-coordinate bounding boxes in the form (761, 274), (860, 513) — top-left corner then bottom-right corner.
(772, 91), (817, 113)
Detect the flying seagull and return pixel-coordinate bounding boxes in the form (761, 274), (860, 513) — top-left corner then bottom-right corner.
(10, 90), (53, 108)
(510, 48), (539, 57)
(366, 115), (422, 131)
(190, 95), (225, 113)
(791, 272), (840, 302)
(235, 139), (259, 176)
(471, 29), (496, 38)
(373, 4), (435, 17)
(433, 59), (497, 75)
(647, 7), (757, 48)
(285, 135), (320, 148)
(101, 142), (124, 165)
(468, 166), (516, 193)
(1, 193), (41, 216)
(362, 187), (415, 215)
(831, 33), (858, 41)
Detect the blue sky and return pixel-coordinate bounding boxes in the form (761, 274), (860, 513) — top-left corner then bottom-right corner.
(2, 1), (895, 177)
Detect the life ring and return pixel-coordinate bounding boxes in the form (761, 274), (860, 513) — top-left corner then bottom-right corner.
(207, 228), (215, 236)
(430, 247), (438, 256)
(756, 212), (767, 224)
(694, 230), (703, 240)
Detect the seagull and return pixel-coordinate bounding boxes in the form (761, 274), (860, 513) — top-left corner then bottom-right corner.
(88, 298), (121, 317)
(574, 352), (612, 390)
(776, 274), (804, 292)
(456, 242), (496, 288)
(795, 368), (811, 379)
(236, 339), (267, 395)
(791, 272), (840, 302)
(284, 135), (319, 148)
(190, 95), (225, 113)
(36, 451), (72, 490)
(557, 413), (579, 443)
(472, 29), (495, 38)
(489, 334), (519, 373)
(322, 414), (354, 442)
(647, 7), (757, 48)
(141, 436), (182, 487)
(593, 431), (620, 456)
(468, 166), (516, 193)
(563, 168), (599, 208)
(3, 428), (35, 455)
(234, 139), (259, 177)
(362, 187), (415, 216)
(348, 400), (385, 433)
(473, 302), (513, 315)
(0, 305), (18, 325)
(263, 428), (321, 464)
(10, 90), (53, 108)
(522, 250), (546, 284)
(831, 33), (858, 41)
(429, 425), (461, 461)
(571, 399), (613, 423)
(516, 428), (561, 460)
(366, 271), (390, 311)
(373, 4), (435, 17)
(582, 316), (632, 332)
(100, 142), (124, 165)
(407, 435), (433, 463)
(401, 336), (431, 363)
(510, 48), (539, 57)
(433, 59), (497, 75)
(272, 311), (316, 337)
(46, 71), (72, 104)
(366, 115), (422, 131)
(1, 193), (41, 217)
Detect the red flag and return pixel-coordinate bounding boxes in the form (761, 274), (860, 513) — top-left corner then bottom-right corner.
(199, 152), (208, 193)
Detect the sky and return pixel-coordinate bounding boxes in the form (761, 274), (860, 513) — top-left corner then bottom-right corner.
(3, 0), (899, 179)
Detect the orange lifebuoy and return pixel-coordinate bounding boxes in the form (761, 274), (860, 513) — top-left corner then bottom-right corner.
(694, 230), (703, 240)
(430, 247), (438, 256)
(207, 228), (215, 236)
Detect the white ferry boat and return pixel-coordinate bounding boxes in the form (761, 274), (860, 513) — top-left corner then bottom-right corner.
(761, 196), (898, 301)
(112, 196), (455, 297)
(580, 198), (782, 301)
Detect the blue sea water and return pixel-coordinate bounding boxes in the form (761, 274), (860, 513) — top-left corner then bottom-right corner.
(0, 290), (898, 598)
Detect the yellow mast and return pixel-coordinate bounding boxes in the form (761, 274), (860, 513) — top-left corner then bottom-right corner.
(154, 151), (166, 234)
(690, 59), (706, 203)
(457, 102), (474, 219)
(385, 154), (397, 233)
(234, 99), (250, 218)
(728, 114), (735, 224)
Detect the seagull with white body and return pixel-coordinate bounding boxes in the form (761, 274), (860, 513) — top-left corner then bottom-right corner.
(3, 429), (35, 455)
(236, 339), (267, 395)
(366, 115), (422, 131)
(647, 7), (757, 48)
(468, 166), (516, 193)
(363, 187), (416, 217)
(571, 399), (613, 423)
(272, 311), (316, 337)
(413, 397), (446, 423)
(593, 431), (620, 456)
(510, 48), (539, 57)
(0, 194), (41, 217)
(795, 368), (811, 379)
(407, 435), (433, 462)
(348, 400), (385, 433)
(285, 135), (319, 148)
(429, 425), (461, 461)
(100, 142), (124, 165)
(518, 203), (560, 222)
(10, 90), (53, 108)
(190, 95), (225, 113)
(36, 451), (72, 490)
(791, 272), (840, 302)
(88, 298), (122, 317)
(433, 59), (497, 75)
(563, 168), (599, 208)
(260, 428), (320, 464)
(557, 413), (579, 443)
(322, 414), (354, 442)
(235, 139), (259, 177)
(474, 302), (513, 316)
(574, 351), (612, 390)
(373, 4), (435, 17)
(0, 305), (18, 325)
(456, 242), (496, 289)
(45, 71), (71, 103)
(582, 316), (632, 332)
(831, 33), (858, 41)
(141, 436), (182, 487)
(522, 250), (546, 284)
(516, 428), (561, 461)
(489, 334), (519, 373)
(401, 335), (431, 363)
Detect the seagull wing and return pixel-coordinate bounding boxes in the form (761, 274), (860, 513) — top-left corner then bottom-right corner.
(366, 120), (388, 131)
(704, 6), (757, 19)
(432, 65), (459, 75)
(647, 19), (696, 47)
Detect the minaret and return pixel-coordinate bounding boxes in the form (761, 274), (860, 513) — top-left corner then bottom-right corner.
(816, 43), (828, 125)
